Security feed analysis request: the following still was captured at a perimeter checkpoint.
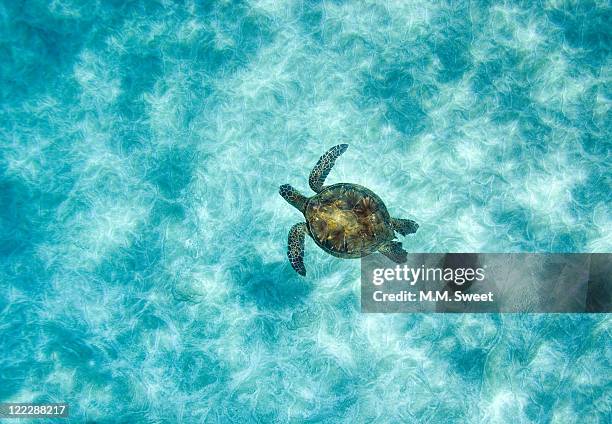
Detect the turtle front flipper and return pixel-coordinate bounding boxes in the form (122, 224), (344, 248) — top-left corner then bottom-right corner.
(309, 144), (348, 193)
(288, 222), (308, 276)
(392, 218), (419, 236)
(378, 241), (407, 264)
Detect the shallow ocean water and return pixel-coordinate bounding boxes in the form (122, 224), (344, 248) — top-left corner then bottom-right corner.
(0, 0), (610, 422)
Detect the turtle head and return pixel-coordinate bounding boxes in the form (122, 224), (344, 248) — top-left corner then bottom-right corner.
(279, 184), (308, 213)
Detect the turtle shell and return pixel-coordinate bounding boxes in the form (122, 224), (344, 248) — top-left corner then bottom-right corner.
(305, 183), (394, 258)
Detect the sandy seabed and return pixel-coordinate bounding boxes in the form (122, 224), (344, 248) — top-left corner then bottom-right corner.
(0, 1), (610, 422)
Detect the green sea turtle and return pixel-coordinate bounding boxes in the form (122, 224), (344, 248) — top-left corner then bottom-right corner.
(279, 144), (419, 276)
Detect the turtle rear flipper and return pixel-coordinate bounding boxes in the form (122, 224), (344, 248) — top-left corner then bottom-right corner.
(392, 218), (419, 236)
(288, 222), (308, 276)
(379, 241), (407, 264)
(309, 144), (348, 193)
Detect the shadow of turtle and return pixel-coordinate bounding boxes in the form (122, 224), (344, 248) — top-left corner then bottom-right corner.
(230, 256), (314, 312)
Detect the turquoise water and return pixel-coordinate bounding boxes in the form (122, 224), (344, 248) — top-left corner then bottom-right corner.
(1, 0), (610, 422)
